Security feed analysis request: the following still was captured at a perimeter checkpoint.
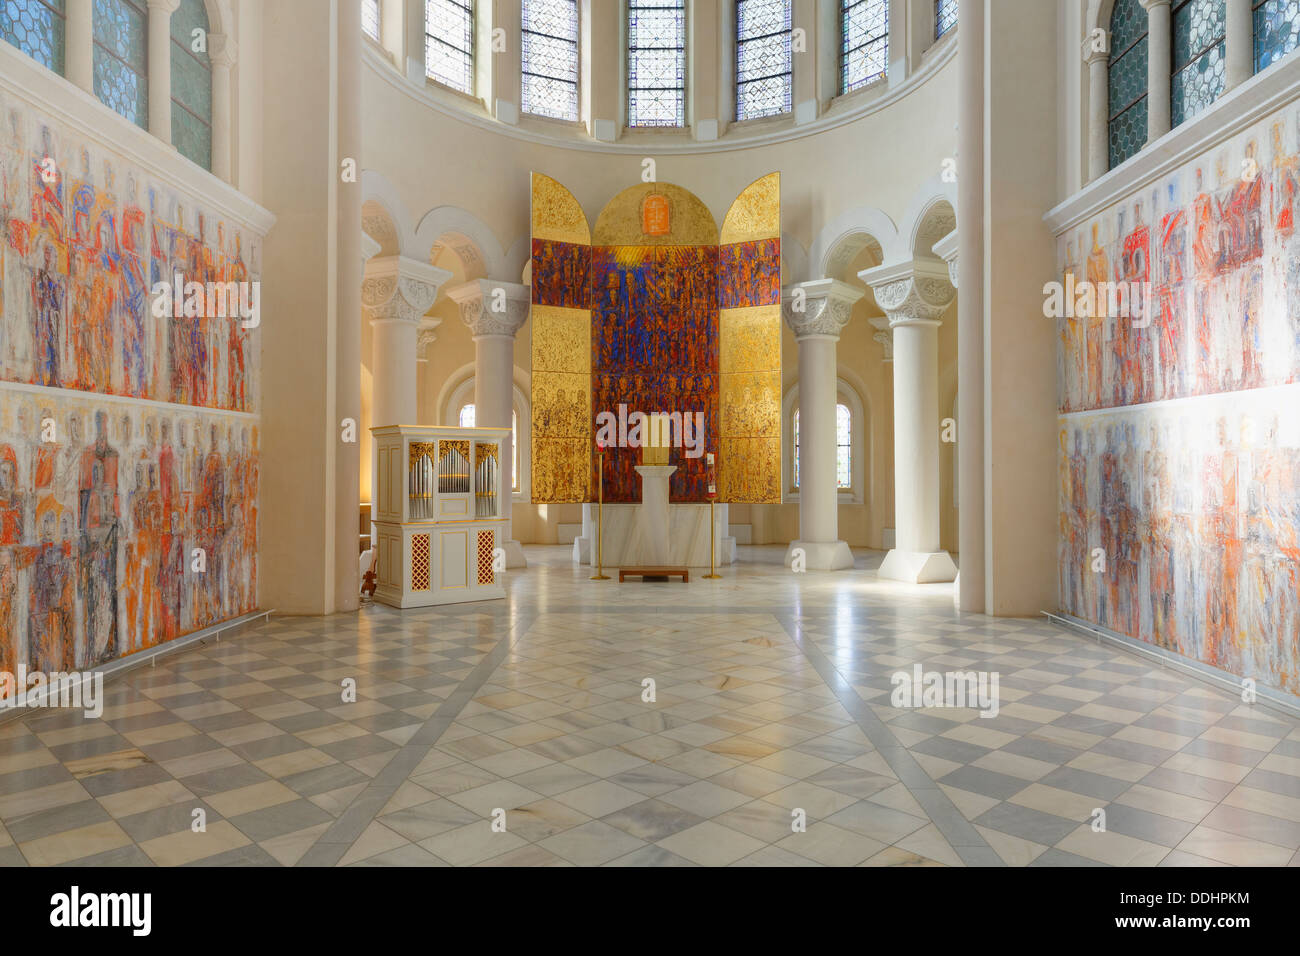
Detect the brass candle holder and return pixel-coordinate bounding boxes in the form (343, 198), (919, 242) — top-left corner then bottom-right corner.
(592, 445), (610, 581)
(704, 455), (721, 579)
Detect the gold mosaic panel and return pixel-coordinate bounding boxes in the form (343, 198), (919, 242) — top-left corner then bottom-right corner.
(531, 172), (590, 244)
(531, 371), (590, 440)
(720, 306), (781, 375)
(592, 183), (719, 246)
(720, 172), (781, 245)
(719, 437), (781, 503)
(531, 306), (591, 374)
(720, 370), (781, 440)
(533, 437), (590, 503)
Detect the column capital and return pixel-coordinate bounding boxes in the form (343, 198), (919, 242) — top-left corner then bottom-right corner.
(868, 317), (893, 362)
(1081, 30), (1110, 65)
(859, 257), (955, 327)
(209, 32), (238, 69)
(146, 0), (180, 12)
(781, 278), (864, 340)
(362, 255), (451, 325)
(416, 319), (442, 362)
(447, 279), (530, 338)
(931, 228), (960, 289)
(1138, 0), (1171, 10)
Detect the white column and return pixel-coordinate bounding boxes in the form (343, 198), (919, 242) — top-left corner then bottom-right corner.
(448, 279), (530, 569)
(1084, 37), (1110, 182)
(782, 279), (863, 572)
(147, 0), (180, 143)
(957, 0), (985, 612)
(1225, 0), (1254, 90)
(362, 256), (449, 429)
(208, 33), (237, 182)
(932, 228), (961, 604)
(404, 0), (427, 84)
(862, 258), (958, 584)
(1141, 0), (1172, 142)
(66, 0), (94, 93)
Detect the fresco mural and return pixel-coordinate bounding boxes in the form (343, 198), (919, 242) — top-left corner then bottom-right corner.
(1057, 103), (1300, 698)
(0, 94), (262, 692)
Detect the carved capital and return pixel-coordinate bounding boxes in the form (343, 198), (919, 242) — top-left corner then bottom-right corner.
(416, 320), (442, 362)
(781, 278), (864, 340)
(1081, 30), (1109, 65)
(447, 279), (530, 338)
(209, 33), (238, 70)
(869, 317), (893, 362)
(859, 257), (954, 327)
(931, 228), (960, 290)
(362, 255), (451, 325)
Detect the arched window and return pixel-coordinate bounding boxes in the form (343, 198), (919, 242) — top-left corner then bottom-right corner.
(791, 404), (852, 490)
(362, 0), (380, 41)
(427, 0), (475, 94)
(1253, 0), (1298, 73)
(1, 0), (66, 73)
(170, 0), (211, 170)
(840, 0), (887, 95)
(736, 0), (791, 121)
(935, 0), (958, 40)
(521, 0), (579, 121)
(1171, 0), (1226, 127)
(628, 0), (686, 128)
(1108, 0), (1148, 169)
(458, 403), (520, 492)
(93, 0), (149, 128)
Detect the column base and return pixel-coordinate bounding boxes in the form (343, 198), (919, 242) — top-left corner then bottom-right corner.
(878, 549), (958, 584)
(784, 540), (854, 571)
(503, 540), (527, 569)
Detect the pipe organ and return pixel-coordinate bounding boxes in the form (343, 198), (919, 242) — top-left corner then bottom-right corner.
(371, 425), (509, 607)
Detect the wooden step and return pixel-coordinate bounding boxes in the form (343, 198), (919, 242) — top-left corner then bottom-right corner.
(618, 566), (690, 583)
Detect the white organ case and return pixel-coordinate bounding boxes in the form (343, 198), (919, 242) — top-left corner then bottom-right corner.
(370, 425), (509, 607)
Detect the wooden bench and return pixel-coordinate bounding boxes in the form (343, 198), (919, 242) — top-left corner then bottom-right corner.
(619, 566), (690, 583)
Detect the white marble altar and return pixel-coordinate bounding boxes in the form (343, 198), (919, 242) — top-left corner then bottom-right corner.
(574, 501), (735, 568)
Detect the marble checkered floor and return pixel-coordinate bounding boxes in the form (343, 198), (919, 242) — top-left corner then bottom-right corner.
(2, 545), (1298, 866)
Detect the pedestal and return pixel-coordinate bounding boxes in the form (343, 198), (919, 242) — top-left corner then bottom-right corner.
(634, 465), (676, 566)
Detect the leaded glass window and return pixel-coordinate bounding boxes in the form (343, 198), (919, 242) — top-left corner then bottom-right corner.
(93, 0), (148, 128)
(426, 0), (474, 94)
(170, 0), (211, 171)
(362, 0), (380, 41)
(522, 0), (579, 122)
(1108, 0), (1148, 169)
(935, 0), (957, 39)
(1, 0), (65, 73)
(628, 0), (686, 128)
(1172, 0), (1226, 127)
(791, 405), (852, 490)
(736, 0), (791, 121)
(841, 0), (887, 95)
(1254, 0), (1300, 72)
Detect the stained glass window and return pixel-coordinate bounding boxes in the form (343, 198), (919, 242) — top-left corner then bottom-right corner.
(791, 405), (852, 490)
(362, 0), (380, 41)
(935, 0), (958, 39)
(1172, 0), (1226, 127)
(170, 0), (211, 171)
(1254, 0), (1300, 72)
(1108, 0), (1148, 169)
(522, 0), (579, 121)
(736, 0), (791, 121)
(93, 0), (148, 128)
(1, 0), (65, 73)
(628, 0), (686, 127)
(426, 0), (474, 94)
(841, 0), (887, 95)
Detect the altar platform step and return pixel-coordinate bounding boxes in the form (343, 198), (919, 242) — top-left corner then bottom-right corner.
(619, 566), (690, 583)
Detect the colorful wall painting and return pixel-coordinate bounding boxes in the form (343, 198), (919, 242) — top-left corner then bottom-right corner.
(0, 89), (262, 690)
(1057, 103), (1300, 698)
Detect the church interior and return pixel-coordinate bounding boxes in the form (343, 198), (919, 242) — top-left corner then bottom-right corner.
(0, 0), (1299, 874)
